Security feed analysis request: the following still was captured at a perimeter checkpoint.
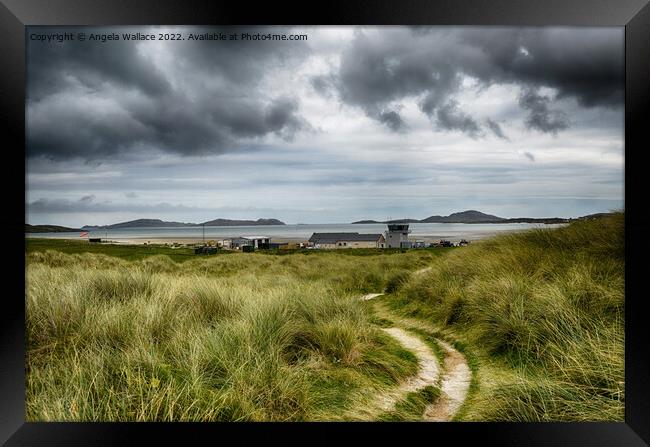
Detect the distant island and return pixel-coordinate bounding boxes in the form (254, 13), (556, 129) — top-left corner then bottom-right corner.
(82, 219), (195, 230)
(26, 224), (83, 233)
(352, 210), (613, 225)
(80, 218), (286, 230)
(27, 211), (616, 233)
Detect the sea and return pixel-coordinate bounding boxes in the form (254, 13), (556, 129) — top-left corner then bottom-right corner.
(26, 222), (567, 243)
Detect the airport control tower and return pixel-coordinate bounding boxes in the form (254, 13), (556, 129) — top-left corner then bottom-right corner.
(385, 223), (411, 248)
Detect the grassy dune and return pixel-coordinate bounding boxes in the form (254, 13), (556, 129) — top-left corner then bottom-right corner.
(26, 215), (624, 421)
(385, 213), (625, 421)
(26, 248), (439, 421)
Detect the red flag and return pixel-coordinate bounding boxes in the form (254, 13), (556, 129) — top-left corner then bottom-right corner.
(80, 231), (89, 237)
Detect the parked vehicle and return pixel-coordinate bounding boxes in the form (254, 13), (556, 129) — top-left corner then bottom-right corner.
(194, 245), (218, 255)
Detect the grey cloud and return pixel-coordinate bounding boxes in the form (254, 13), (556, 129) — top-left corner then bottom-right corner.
(124, 192), (138, 198)
(264, 97), (307, 140)
(172, 26), (309, 83)
(458, 28), (624, 108)
(27, 197), (319, 218)
(28, 197), (208, 214)
(27, 33), (170, 102)
(377, 109), (408, 132)
(418, 73), (461, 116)
(435, 101), (482, 138)
(317, 27), (622, 136)
(27, 26), (311, 161)
(79, 195), (95, 202)
(334, 30), (461, 132)
(485, 118), (510, 140)
(523, 151), (536, 162)
(518, 88), (570, 134)
(310, 74), (337, 98)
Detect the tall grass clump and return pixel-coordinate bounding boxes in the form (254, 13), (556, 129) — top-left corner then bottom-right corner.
(388, 213), (625, 421)
(26, 248), (430, 421)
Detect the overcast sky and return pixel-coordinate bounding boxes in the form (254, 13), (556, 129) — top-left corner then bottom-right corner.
(26, 26), (624, 226)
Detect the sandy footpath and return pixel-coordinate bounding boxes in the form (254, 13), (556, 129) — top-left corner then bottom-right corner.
(361, 292), (471, 421)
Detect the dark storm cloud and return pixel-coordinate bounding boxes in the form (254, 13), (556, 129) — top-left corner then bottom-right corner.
(455, 28), (624, 108)
(333, 30), (464, 133)
(27, 26), (311, 161)
(518, 88), (570, 134)
(319, 27), (622, 136)
(264, 97), (309, 140)
(27, 33), (170, 102)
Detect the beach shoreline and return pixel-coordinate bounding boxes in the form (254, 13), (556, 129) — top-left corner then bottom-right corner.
(25, 228), (546, 246)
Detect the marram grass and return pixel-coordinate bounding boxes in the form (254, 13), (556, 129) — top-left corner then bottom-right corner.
(26, 248), (436, 421)
(385, 213), (625, 421)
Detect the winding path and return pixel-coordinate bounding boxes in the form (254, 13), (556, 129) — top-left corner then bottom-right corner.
(360, 286), (472, 421)
(375, 327), (440, 413)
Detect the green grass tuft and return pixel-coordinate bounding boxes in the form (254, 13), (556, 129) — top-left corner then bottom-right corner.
(378, 385), (441, 421)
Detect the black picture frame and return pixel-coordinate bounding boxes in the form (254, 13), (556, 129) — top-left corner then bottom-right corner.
(2, 0), (649, 445)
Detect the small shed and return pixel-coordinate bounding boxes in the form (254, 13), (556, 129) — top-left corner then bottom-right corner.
(245, 236), (270, 249)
